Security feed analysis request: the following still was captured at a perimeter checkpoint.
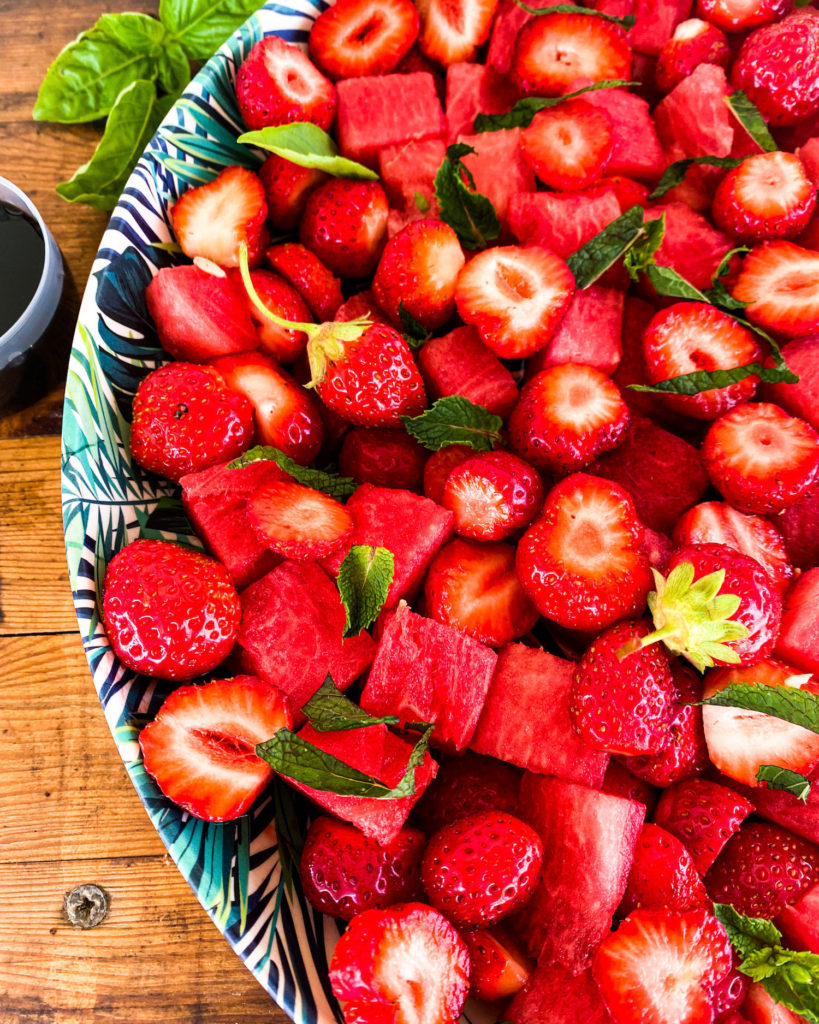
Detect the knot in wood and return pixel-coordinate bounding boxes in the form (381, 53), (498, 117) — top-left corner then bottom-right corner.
(64, 883), (109, 929)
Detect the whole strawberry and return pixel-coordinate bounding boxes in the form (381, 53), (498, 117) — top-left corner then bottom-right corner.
(299, 178), (389, 279)
(412, 752), (521, 835)
(619, 824), (709, 916)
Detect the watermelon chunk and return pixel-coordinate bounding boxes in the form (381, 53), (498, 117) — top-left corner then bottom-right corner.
(180, 459), (287, 588)
(284, 722), (437, 844)
(761, 335), (819, 431)
(654, 64), (734, 159)
(776, 485), (819, 572)
(486, 0), (561, 74)
(645, 201), (734, 291)
(527, 285), (625, 376)
(469, 644), (610, 786)
(445, 62), (517, 141)
(458, 130), (536, 226)
(336, 73), (446, 169)
(322, 484), (454, 608)
(774, 569), (819, 674)
(776, 881), (819, 954)
(379, 138), (446, 235)
(506, 963), (615, 1024)
(629, 0), (691, 55)
(515, 775), (645, 972)
(574, 87), (665, 181)
(361, 601), (497, 753)
(417, 325), (519, 419)
(797, 139), (819, 189)
(743, 982), (812, 1024)
(237, 561), (376, 709)
(508, 187), (622, 258)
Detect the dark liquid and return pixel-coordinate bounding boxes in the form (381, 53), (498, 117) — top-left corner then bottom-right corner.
(0, 200), (45, 336)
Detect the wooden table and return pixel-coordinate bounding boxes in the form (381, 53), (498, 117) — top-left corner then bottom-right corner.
(0, 3), (290, 1020)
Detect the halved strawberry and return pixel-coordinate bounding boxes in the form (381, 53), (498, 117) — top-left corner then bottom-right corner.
(619, 823), (709, 916)
(454, 245), (575, 359)
(441, 450), (544, 542)
(508, 363), (630, 475)
(520, 100), (614, 193)
(235, 35), (337, 131)
(510, 12), (632, 97)
(309, 0), (419, 80)
(732, 241), (819, 338)
(339, 427), (427, 492)
(264, 242), (344, 322)
(424, 537), (539, 647)
(171, 165), (268, 269)
(300, 178), (389, 279)
(460, 924), (533, 1002)
(259, 153), (327, 232)
(416, 0), (499, 65)
(247, 479), (353, 559)
(655, 18), (731, 93)
(696, 0), (790, 33)
(241, 269), (313, 364)
(713, 152), (817, 243)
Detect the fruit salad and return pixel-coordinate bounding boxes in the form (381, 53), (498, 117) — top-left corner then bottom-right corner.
(96, 1), (819, 1022)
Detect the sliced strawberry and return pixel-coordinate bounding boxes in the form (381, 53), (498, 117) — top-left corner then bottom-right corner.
(138, 675), (290, 822)
(300, 178), (389, 279)
(460, 923), (533, 1002)
(516, 474), (653, 631)
(241, 268), (313, 364)
(246, 479), (353, 559)
(703, 402), (819, 515)
(264, 242), (344, 322)
(454, 245), (575, 359)
(619, 823), (710, 916)
(696, 0), (790, 32)
(441, 450), (544, 542)
(713, 152), (817, 242)
(424, 537), (539, 648)
(416, 0), (499, 65)
(339, 427), (427, 492)
(520, 100), (613, 192)
(412, 751), (521, 835)
(422, 444), (476, 505)
(604, 174), (651, 210)
(259, 153), (327, 232)
(511, 12), (632, 97)
(655, 18), (731, 93)
(235, 35), (336, 132)
(171, 165), (268, 269)
(309, 0), (419, 80)
(711, 961), (751, 1022)
(593, 909), (733, 1024)
(509, 363), (630, 474)
(732, 241), (819, 338)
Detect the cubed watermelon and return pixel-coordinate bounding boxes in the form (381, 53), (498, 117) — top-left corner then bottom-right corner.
(761, 335), (819, 431)
(776, 881), (819, 954)
(336, 73), (446, 169)
(445, 62), (517, 141)
(506, 963), (615, 1024)
(575, 87), (665, 181)
(515, 774), (645, 972)
(629, 0), (691, 55)
(508, 187), (622, 258)
(284, 722), (437, 844)
(654, 64), (734, 159)
(776, 486), (819, 571)
(417, 325), (519, 419)
(526, 285), (625, 376)
(469, 644), (610, 785)
(237, 561), (376, 709)
(322, 484), (454, 607)
(645, 201), (734, 291)
(487, 0), (561, 74)
(379, 138), (446, 234)
(774, 569), (819, 674)
(361, 601), (497, 753)
(458, 130), (536, 226)
(797, 139), (819, 188)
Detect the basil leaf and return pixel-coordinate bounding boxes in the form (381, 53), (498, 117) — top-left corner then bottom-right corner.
(239, 123), (378, 180)
(57, 81), (174, 211)
(726, 91), (778, 153)
(337, 546), (395, 637)
(34, 13), (170, 123)
(159, 0), (262, 61)
(623, 213), (666, 281)
(512, 1), (635, 27)
(398, 302), (431, 349)
(474, 79), (638, 132)
(302, 675), (400, 731)
(401, 396), (503, 452)
(228, 445), (357, 499)
(756, 765), (811, 802)
(566, 205), (646, 288)
(701, 681), (819, 734)
(649, 156), (744, 200)
(434, 144), (500, 251)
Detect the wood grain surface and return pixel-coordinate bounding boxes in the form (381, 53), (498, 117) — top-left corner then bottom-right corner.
(0, 1), (292, 1020)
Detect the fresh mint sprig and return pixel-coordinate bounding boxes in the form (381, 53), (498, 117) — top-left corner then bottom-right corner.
(474, 80), (637, 132)
(401, 396), (503, 452)
(434, 144), (500, 250)
(228, 445), (358, 500)
(337, 546), (395, 638)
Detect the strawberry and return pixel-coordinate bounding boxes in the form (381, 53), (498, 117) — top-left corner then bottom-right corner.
(299, 816), (426, 921)
(460, 924), (533, 1002)
(210, 350), (324, 464)
(520, 100), (614, 193)
(508, 363), (630, 474)
(416, 0), (499, 65)
(702, 402), (819, 515)
(602, 760), (660, 816)
(702, 658), (819, 788)
(422, 444), (476, 505)
(711, 961), (751, 1022)
(516, 474), (653, 631)
(732, 242), (819, 338)
(653, 777), (755, 875)
(619, 823), (710, 916)
(171, 165), (268, 270)
(309, 0), (419, 80)
(373, 219), (465, 331)
(264, 242), (344, 322)
(712, 152), (817, 242)
(641, 302), (763, 421)
(335, 289), (393, 326)
(299, 178), (389, 279)
(329, 903), (470, 1024)
(412, 751), (521, 835)
(696, 0), (791, 32)
(138, 675), (290, 821)
(705, 822), (819, 919)
(570, 620), (678, 757)
(605, 174), (651, 210)
(241, 269), (313, 364)
(258, 154), (327, 232)
(510, 11), (632, 97)
(421, 810), (543, 927)
(593, 908), (733, 1024)
(102, 539), (241, 681)
(129, 362), (254, 482)
(730, 12), (819, 126)
(441, 450), (544, 542)
(454, 245), (575, 359)
(246, 479), (353, 559)
(235, 35), (337, 132)
(655, 18), (731, 93)
(424, 537), (539, 647)
(339, 427), (428, 492)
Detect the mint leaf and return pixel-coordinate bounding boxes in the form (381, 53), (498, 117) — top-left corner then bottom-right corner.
(398, 302), (431, 350)
(756, 765), (812, 802)
(566, 204), (646, 288)
(512, 1), (635, 28)
(726, 91), (778, 153)
(414, 191), (431, 213)
(649, 156), (744, 200)
(713, 904), (783, 959)
(337, 546), (395, 637)
(239, 123), (379, 180)
(401, 396), (503, 452)
(301, 675), (400, 731)
(434, 144), (500, 250)
(159, 0), (263, 60)
(623, 213), (666, 281)
(474, 79), (637, 132)
(644, 263), (709, 301)
(631, 360), (798, 397)
(228, 445), (357, 499)
(701, 681), (819, 734)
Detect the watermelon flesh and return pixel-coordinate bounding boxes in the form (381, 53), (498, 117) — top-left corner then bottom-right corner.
(774, 569), (819, 674)
(654, 64), (735, 159)
(417, 325), (519, 419)
(361, 601), (498, 753)
(469, 644), (610, 786)
(379, 138), (446, 236)
(458, 130), (536, 226)
(776, 881), (819, 954)
(761, 334), (819, 431)
(776, 484), (819, 572)
(527, 285), (625, 377)
(645, 201), (734, 291)
(508, 187), (622, 258)
(506, 963), (616, 1024)
(797, 139), (819, 189)
(445, 62), (517, 142)
(572, 86), (665, 181)
(629, 0), (692, 55)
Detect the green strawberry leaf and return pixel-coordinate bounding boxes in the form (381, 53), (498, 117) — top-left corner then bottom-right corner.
(227, 445), (357, 499)
(337, 546), (395, 638)
(301, 675), (400, 731)
(726, 91), (778, 153)
(649, 156), (744, 201)
(701, 681), (819, 735)
(512, 2), (635, 28)
(434, 143), (500, 251)
(239, 123), (379, 180)
(401, 396), (503, 452)
(474, 79), (638, 132)
(566, 204), (646, 288)
(159, 0), (264, 61)
(755, 765), (812, 802)
(398, 302), (432, 350)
